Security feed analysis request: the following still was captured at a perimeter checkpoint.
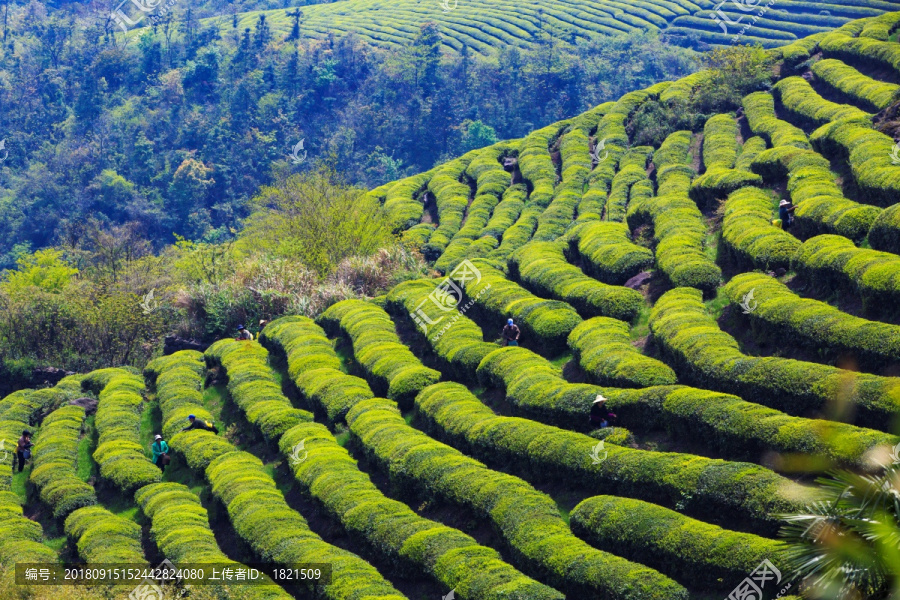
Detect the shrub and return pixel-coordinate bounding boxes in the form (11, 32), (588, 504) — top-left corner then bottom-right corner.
(260, 317), (374, 424)
(382, 169), (436, 232)
(722, 272), (900, 367)
(318, 299), (441, 407)
(421, 152), (477, 261)
(702, 113), (739, 171)
(509, 241), (644, 321)
(480, 183), (526, 240)
(818, 32), (900, 79)
(30, 405), (97, 517)
(772, 76), (871, 128)
(64, 505), (146, 563)
(0, 491), (58, 565)
(416, 382), (809, 535)
(869, 204), (900, 256)
(279, 423), (563, 599)
(347, 391), (690, 600)
(204, 340), (312, 439)
(570, 496), (787, 590)
(793, 234), (900, 316)
(568, 317), (677, 387)
(82, 368), (160, 491)
(742, 92), (810, 149)
(690, 168), (764, 210)
(568, 221), (654, 285)
(721, 186), (801, 271)
(649, 287), (900, 431)
(810, 58), (900, 112)
(605, 162), (651, 222)
(734, 136), (768, 171)
(810, 117), (900, 208)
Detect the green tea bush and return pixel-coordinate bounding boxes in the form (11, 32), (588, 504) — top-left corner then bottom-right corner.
(810, 118), (900, 208)
(568, 317), (677, 387)
(479, 183), (526, 240)
(279, 422), (564, 600)
(29, 405), (96, 518)
(869, 205), (900, 256)
(0, 491), (58, 565)
(509, 241), (644, 321)
(818, 32), (900, 78)
(773, 76), (871, 128)
(570, 495), (787, 589)
(703, 113), (739, 171)
(64, 505), (146, 563)
(416, 382), (808, 535)
(458, 259), (582, 355)
(347, 392), (690, 600)
(205, 340), (312, 439)
(383, 169), (435, 232)
(386, 279), (500, 382)
(260, 316), (374, 423)
(734, 136), (768, 171)
(568, 221), (654, 285)
(723, 272), (900, 366)
(690, 168), (764, 210)
(793, 234), (900, 315)
(421, 153), (476, 260)
(82, 368), (160, 491)
(742, 92), (810, 149)
(319, 299), (441, 406)
(606, 162), (650, 222)
(401, 222), (436, 248)
(649, 287), (900, 431)
(810, 58), (900, 112)
(858, 10), (900, 39)
(135, 482), (290, 599)
(778, 33), (829, 69)
(721, 186), (801, 271)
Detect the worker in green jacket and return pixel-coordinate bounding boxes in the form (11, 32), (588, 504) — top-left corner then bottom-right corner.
(151, 434), (169, 472)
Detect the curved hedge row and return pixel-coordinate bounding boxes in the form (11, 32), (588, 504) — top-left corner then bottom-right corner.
(383, 169), (435, 233)
(735, 136), (769, 171)
(205, 340), (311, 440)
(319, 299), (441, 406)
(810, 58), (900, 112)
(417, 382), (808, 535)
(29, 405), (96, 518)
(387, 278), (500, 382)
(480, 182), (526, 240)
(421, 153), (476, 260)
(626, 130), (721, 296)
(570, 495), (787, 590)
(64, 505), (146, 564)
(793, 234), (900, 314)
(508, 241), (644, 321)
(487, 185), (544, 262)
(606, 163), (650, 222)
(859, 11), (900, 39)
(810, 117), (900, 208)
(689, 168), (764, 211)
(520, 123), (564, 243)
(723, 272), (900, 366)
(721, 186), (801, 271)
(347, 392), (690, 600)
(604, 384), (896, 470)
(135, 482), (290, 599)
(742, 92), (810, 149)
(818, 32), (900, 78)
(82, 368), (160, 491)
(772, 76), (872, 128)
(458, 259), (582, 355)
(649, 287), (900, 431)
(535, 126), (590, 242)
(568, 317), (677, 388)
(702, 114), (739, 171)
(569, 221), (654, 285)
(869, 204), (900, 256)
(0, 489), (57, 568)
(260, 317), (374, 424)
(279, 422), (565, 600)
(145, 351), (407, 600)
(435, 143), (512, 273)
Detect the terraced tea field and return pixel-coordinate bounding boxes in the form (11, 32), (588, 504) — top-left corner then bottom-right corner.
(214, 0), (900, 51)
(3, 9), (900, 600)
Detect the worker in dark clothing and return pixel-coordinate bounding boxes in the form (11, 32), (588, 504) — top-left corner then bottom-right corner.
(589, 395), (616, 428)
(14, 430), (32, 473)
(181, 414), (219, 434)
(501, 318), (520, 346)
(236, 324), (253, 341)
(778, 199), (796, 229)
